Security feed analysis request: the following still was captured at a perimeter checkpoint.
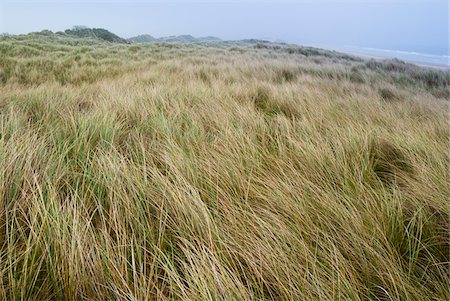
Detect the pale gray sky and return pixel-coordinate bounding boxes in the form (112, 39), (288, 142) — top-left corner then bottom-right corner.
(0, 0), (448, 54)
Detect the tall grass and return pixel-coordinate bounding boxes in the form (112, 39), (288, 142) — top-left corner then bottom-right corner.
(0, 34), (449, 300)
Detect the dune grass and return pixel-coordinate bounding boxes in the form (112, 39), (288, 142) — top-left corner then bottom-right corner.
(0, 34), (449, 300)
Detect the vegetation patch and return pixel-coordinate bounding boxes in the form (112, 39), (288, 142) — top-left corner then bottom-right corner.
(274, 68), (297, 83)
(252, 86), (276, 115)
(369, 138), (414, 185)
(251, 86), (300, 119)
(64, 26), (129, 44)
(379, 87), (403, 102)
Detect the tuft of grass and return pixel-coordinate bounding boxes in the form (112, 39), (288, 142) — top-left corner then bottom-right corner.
(379, 87), (403, 102)
(252, 86), (273, 114)
(368, 138), (414, 185)
(274, 69), (296, 83)
(128, 45), (142, 53)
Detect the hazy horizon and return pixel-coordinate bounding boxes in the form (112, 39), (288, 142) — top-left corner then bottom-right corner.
(0, 0), (448, 55)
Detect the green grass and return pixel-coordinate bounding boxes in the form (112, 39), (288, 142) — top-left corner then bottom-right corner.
(0, 33), (448, 300)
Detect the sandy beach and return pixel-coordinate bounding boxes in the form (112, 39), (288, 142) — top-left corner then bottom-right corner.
(335, 47), (449, 70)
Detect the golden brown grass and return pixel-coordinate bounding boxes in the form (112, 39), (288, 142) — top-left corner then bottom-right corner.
(0, 34), (449, 300)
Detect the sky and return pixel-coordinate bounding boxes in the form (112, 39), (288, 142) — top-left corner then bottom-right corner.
(0, 0), (448, 55)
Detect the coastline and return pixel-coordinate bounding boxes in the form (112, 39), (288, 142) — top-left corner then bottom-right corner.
(333, 47), (449, 70)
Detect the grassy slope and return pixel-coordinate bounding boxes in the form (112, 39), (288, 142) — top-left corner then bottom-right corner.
(0, 34), (449, 300)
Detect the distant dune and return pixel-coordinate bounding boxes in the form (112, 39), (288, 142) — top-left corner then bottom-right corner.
(127, 34), (222, 43)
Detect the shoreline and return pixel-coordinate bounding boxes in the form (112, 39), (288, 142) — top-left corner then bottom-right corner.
(332, 47), (449, 71)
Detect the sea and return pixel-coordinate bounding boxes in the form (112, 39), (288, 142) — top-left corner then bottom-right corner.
(332, 46), (449, 70)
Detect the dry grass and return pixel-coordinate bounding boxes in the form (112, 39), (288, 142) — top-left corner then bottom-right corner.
(0, 34), (449, 300)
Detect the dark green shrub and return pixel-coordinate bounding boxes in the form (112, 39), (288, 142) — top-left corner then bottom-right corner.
(129, 45), (142, 53)
(255, 43), (270, 49)
(197, 69), (210, 84)
(251, 86), (300, 119)
(252, 86), (273, 115)
(229, 47), (245, 53)
(274, 69), (296, 83)
(369, 139), (413, 185)
(349, 67), (365, 84)
(379, 87), (402, 102)
(411, 69), (450, 89)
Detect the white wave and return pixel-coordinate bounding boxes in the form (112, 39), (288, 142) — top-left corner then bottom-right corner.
(337, 45), (449, 68)
(359, 47), (449, 59)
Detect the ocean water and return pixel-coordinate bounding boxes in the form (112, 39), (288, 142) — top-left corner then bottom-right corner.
(334, 46), (449, 69)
